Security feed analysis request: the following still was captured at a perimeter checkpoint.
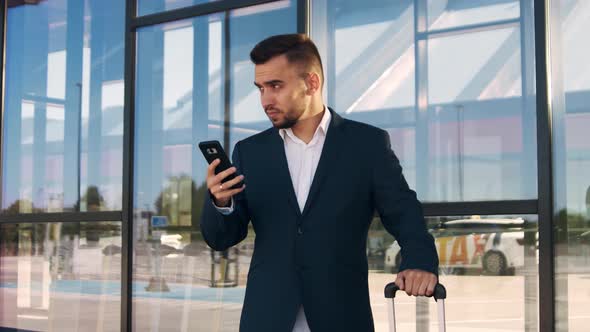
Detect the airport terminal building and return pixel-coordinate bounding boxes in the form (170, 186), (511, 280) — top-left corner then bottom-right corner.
(0, 0), (589, 331)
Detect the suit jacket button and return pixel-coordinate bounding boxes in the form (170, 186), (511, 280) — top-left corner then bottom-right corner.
(297, 227), (303, 235)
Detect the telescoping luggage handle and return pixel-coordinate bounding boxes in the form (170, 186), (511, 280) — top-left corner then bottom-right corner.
(384, 283), (447, 332)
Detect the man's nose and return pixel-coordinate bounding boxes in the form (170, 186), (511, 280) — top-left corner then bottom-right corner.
(261, 94), (274, 110)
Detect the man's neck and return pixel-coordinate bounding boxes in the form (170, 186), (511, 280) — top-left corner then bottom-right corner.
(291, 103), (325, 144)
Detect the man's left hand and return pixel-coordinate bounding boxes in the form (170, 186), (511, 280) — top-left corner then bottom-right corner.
(394, 269), (438, 297)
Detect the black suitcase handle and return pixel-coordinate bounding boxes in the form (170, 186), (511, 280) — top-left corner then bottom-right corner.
(384, 282), (446, 301)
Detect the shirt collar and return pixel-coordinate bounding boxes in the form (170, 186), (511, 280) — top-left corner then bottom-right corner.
(278, 106), (331, 142)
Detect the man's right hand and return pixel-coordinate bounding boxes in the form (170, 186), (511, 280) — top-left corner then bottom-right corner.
(206, 159), (246, 207)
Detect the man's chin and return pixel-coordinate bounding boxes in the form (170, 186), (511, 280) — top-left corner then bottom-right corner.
(269, 118), (294, 129)
(274, 122), (295, 130)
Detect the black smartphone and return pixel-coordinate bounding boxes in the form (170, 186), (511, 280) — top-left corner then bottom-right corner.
(198, 140), (242, 189)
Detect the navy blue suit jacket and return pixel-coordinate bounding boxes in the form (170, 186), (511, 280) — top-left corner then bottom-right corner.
(201, 109), (438, 332)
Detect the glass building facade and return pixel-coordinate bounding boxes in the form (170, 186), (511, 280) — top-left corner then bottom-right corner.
(0, 0), (587, 331)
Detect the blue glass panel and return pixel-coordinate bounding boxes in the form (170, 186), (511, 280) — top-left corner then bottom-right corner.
(2, 0), (125, 213)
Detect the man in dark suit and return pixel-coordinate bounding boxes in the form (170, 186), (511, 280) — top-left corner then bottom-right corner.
(201, 34), (438, 332)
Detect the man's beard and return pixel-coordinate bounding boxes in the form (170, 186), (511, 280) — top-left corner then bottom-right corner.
(275, 116), (298, 129)
(266, 106), (300, 129)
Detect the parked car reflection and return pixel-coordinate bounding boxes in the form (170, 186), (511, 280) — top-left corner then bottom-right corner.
(102, 233), (183, 257)
(385, 217), (536, 275)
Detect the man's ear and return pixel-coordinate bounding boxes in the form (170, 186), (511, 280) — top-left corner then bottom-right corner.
(305, 72), (321, 95)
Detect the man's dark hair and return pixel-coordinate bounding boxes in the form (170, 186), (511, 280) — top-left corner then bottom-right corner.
(250, 34), (324, 86)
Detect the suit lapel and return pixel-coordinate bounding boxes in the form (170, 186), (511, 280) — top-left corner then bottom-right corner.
(268, 129), (302, 217)
(302, 109), (345, 217)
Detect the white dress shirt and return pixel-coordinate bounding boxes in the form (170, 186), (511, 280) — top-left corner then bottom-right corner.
(281, 109), (330, 332)
(215, 108), (331, 332)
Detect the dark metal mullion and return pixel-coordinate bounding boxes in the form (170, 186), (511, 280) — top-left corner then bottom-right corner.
(418, 17), (520, 40)
(132, 0), (277, 29)
(122, 0), (137, 331)
(0, 211), (122, 223)
(0, 1), (7, 315)
(534, 0), (555, 331)
(422, 199), (538, 217)
(297, 0), (308, 34)
(223, 12), (230, 152)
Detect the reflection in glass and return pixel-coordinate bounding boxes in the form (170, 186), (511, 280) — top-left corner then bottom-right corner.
(427, 27), (536, 202)
(426, 0), (520, 31)
(2, 0), (125, 213)
(312, 1), (538, 329)
(228, 0), (298, 151)
(0, 222), (122, 332)
(311, 0), (419, 192)
(551, 0), (590, 331)
(428, 28), (522, 104)
(311, 0), (537, 202)
(384, 216), (536, 276)
(132, 2), (296, 330)
(134, 13), (225, 239)
(311, 0), (416, 119)
(138, 0), (215, 17)
(367, 214), (538, 331)
(133, 18), (226, 330)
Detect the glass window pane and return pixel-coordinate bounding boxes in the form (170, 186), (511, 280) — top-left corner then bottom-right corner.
(0, 222), (122, 331)
(138, 0), (216, 17)
(2, 0), (126, 213)
(552, 0), (590, 331)
(427, 0), (520, 31)
(311, 0), (419, 189)
(133, 15), (226, 330)
(312, 0), (537, 203)
(311, 0), (415, 118)
(428, 28), (521, 104)
(132, 3), (296, 330)
(426, 27), (536, 201)
(368, 214), (538, 331)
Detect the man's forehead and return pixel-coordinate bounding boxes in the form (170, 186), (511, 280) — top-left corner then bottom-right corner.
(254, 65), (278, 78)
(255, 56), (294, 81)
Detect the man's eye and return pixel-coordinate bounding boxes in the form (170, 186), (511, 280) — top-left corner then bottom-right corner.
(272, 84), (280, 89)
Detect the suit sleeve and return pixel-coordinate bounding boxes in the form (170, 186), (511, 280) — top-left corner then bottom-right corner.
(372, 130), (439, 275)
(200, 141), (250, 251)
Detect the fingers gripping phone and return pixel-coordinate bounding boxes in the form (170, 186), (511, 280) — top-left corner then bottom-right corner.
(198, 140), (242, 189)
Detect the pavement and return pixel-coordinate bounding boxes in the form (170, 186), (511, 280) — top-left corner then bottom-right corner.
(2, 248), (590, 331)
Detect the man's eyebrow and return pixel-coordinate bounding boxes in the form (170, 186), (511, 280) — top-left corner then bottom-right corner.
(254, 80), (284, 88)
